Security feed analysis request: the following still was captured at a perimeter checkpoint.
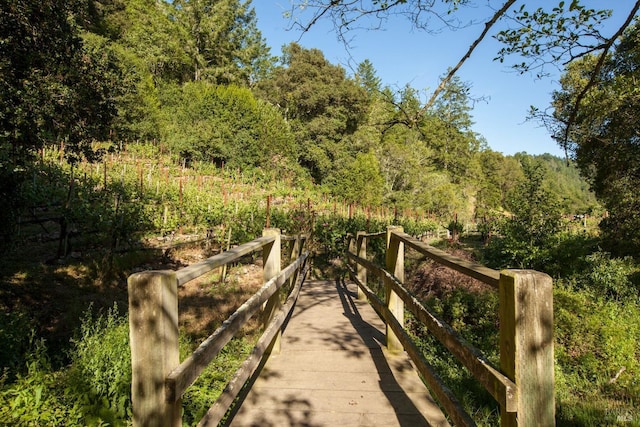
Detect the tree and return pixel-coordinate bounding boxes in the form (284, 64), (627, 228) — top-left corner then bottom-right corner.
(327, 151), (384, 206)
(173, 0), (273, 84)
(485, 156), (563, 269)
(355, 59), (382, 99)
(160, 81), (297, 172)
(0, 0), (123, 239)
(425, 75), (482, 182)
(0, 0), (119, 162)
(475, 150), (524, 217)
(550, 21), (640, 253)
(289, 1), (639, 140)
(105, 0), (192, 83)
(255, 43), (369, 183)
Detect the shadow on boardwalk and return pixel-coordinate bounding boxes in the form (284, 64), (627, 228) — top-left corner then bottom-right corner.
(227, 276), (449, 427)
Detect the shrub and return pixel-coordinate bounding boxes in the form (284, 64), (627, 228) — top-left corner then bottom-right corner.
(0, 311), (34, 379)
(577, 252), (639, 302)
(0, 338), (87, 426)
(66, 304), (132, 424)
(554, 286), (640, 424)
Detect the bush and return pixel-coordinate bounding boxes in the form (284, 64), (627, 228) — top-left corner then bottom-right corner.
(0, 338), (87, 426)
(577, 252), (639, 302)
(0, 311), (34, 379)
(66, 304), (132, 424)
(554, 286), (640, 424)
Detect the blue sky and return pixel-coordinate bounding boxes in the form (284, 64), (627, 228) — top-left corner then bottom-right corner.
(253, 1), (637, 158)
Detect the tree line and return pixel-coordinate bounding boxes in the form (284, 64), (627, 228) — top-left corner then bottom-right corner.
(3, 0), (638, 254)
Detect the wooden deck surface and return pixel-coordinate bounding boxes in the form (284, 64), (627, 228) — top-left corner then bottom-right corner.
(228, 279), (450, 427)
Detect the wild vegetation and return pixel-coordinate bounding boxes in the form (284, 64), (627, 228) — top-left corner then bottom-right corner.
(1, 0), (639, 425)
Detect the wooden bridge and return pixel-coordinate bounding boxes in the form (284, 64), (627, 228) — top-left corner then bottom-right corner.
(128, 227), (555, 426)
(230, 278), (449, 426)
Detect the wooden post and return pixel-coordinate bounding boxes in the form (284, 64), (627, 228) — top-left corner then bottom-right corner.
(356, 231), (367, 300)
(266, 195), (271, 229)
(499, 270), (555, 427)
(262, 228), (281, 354)
(128, 271), (181, 427)
(287, 234), (301, 291)
(385, 226), (404, 353)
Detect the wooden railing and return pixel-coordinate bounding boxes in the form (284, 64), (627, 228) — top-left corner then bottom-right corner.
(345, 226), (554, 427)
(128, 228), (309, 427)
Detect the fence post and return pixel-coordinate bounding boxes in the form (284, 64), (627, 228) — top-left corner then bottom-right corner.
(356, 231), (367, 300)
(499, 270), (555, 426)
(385, 225), (404, 353)
(262, 228), (281, 354)
(128, 271), (181, 427)
(287, 234), (301, 291)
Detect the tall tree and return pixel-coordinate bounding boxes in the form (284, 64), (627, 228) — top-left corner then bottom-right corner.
(355, 59), (382, 99)
(174, 0), (273, 84)
(0, 0), (119, 162)
(0, 0), (122, 238)
(550, 21), (640, 253)
(255, 43), (369, 183)
(426, 75), (481, 182)
(107, 0), (192, 83)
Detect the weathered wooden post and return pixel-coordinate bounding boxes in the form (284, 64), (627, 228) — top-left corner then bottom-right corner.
(287, 234), (301, 291)
(385, 226), (404, 353)
(499, 270), (555, 426)
(128, 271), (181, 427)
(262, 228), (281, 354)
(356, 231), (367, 300)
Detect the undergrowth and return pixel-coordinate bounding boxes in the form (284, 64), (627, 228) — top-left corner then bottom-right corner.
(404, 239), (640, 426)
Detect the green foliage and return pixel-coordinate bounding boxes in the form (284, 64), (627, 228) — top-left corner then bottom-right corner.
(0, 311), (34, 379)
(0, 0), (118, 161)
(483, 156), (563, 269)
(326, 151), (384, 206)
(495, 1), (613, 76)
(255, 43), (369, 183)
(66, 305), (132, 423)
(181, 337), (253, 425)
(160, 81), (297, 174)
(575, 252), (639, 303)
(409, 288), (500, 426)
(551, 21), (640, 255)
(554, 285), (640, 425)
(0, 338), (87, 426)
(173, 0), (273, 84)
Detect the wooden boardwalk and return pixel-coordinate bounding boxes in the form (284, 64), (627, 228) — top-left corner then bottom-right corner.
(228, 279), (450, 427)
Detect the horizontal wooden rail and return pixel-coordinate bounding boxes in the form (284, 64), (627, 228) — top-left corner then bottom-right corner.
(393, 231), (500, 288)
(197, 258), (311, 426)
(129, 230), (309, 427)
(176, 235), (276, 286)
(346, 262), (476, 427)
(344, 227), (554, 426)
(166, 254), (308, 403)
(346, 251), (517, 412)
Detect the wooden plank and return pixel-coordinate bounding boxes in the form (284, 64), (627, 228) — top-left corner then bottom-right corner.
(175, 235), (275, 286)
(166, 256), (305, 402)
(229, 279), (451, 427)
(393, 231), (500, 288)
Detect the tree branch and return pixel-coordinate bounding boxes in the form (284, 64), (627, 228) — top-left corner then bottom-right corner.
(559, 1), (640, 154)
(419, 0), (516, 116)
